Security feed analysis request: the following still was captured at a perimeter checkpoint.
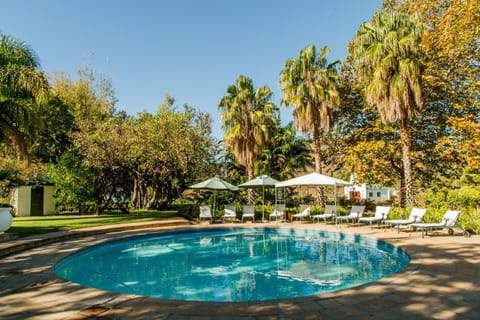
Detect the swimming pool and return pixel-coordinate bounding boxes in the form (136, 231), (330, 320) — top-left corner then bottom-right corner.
(54, 227), (409, 302)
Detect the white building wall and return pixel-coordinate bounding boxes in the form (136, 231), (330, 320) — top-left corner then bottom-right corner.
(43, 186), (56, 215)
(366, 188), (391, 201)
(11, 185), (56, 216)
(14, 186), (32, 217)
(345, 184), (392, 201)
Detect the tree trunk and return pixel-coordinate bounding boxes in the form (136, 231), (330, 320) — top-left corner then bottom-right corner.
(311, 133), (323, 174)
(246, 160), (255, 205)
(399, 120), (416, 207)
(312, 132), (326, 206)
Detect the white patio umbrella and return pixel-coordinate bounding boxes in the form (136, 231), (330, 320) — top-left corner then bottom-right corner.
(275, 173), (351, 219)
(275, 172), (351, 188)
(238, 175), (279, 221)
(189, 177), (239, 215)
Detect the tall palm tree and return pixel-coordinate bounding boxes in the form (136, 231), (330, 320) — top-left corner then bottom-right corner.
(353, 11), (426, 207)
(0, 33), (49, 160)
(218, 75), (277, 203)
(280, 45), (340, 175)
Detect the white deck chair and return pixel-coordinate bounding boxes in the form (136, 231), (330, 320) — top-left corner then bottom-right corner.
(199, 205), (213, 223)
(223, 205), (237, 222)
(411, 210), (469, 238)
(291, 205), (311, 223)
(269, 204), (286, 222)
(335, 205), (365, 225)
(358, 206), (390, 227)
(241, 205), (255, 222)
(385, 207), (426, 233)
(311, 205), (337, 223)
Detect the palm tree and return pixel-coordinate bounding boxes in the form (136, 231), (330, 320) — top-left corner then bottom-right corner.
(260, 121), (311, 181)
(353, 11), (426, 207)
(0, 33), (49, 160)
(218, 75), (277, 203)
(280, 45), (340, 175)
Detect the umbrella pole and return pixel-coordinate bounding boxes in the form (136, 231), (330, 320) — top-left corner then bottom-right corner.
(213, 190), (216, 220)
(262, 185), (265, 222)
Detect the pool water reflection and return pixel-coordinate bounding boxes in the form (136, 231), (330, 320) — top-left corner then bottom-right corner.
(55, 228), (409, 302)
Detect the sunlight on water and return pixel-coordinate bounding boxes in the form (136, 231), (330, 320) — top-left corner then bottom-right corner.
(55, 228), (409, 302)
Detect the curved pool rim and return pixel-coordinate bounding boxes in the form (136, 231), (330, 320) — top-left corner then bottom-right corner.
(54, 227), (410, 302)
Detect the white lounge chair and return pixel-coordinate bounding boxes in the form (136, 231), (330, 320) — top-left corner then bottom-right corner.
(223, 205), (237, 222)
(291, 205), (311, 222)
(242, 205), (255, 222)
(269, 204), (286, 222)
(384, 207), (426, 233)
(199, 205), (213, 223)
(311, 205), (338, 223)
(335, 205), (366, 225)
(358, 206), (390, 227)
(411, 210), (469, 238)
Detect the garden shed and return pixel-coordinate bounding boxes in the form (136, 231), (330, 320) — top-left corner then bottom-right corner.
(11, 185), (55, 216)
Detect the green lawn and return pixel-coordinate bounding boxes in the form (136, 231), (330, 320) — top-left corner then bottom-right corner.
(8, 209), (186, 237)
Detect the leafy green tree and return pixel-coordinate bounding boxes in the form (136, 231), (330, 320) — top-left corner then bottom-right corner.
(280, 45), (340, 175)
(48, 148), (96, 213)
(52, 67), (116, 123)
(352, 11), (427, 207)
(0, 33), (49, 161)
(30, 96), (75, 163)
(218, 75), (277, 203)
(73, 117), (133, 214)
(128, 96), (215, 210)
(46, 67), (120, 213)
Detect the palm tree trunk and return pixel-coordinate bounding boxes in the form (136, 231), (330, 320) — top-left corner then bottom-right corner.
(399, 120), (416, 207)
(312, 132), (326, 206)
(246, 161), (255, 204)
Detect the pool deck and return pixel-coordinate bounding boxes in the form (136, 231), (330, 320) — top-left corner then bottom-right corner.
(0, 219), (479, 319)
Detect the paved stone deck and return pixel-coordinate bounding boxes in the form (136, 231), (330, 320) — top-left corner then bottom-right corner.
(0, 220), (479, 319)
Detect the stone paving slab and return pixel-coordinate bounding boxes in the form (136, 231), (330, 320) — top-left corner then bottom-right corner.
(0, 221), (479, 319)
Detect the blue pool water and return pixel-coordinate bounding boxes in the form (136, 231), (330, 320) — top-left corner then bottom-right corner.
(54, 228), (409, 302)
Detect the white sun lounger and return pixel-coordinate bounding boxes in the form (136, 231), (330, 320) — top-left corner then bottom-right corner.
(335, 205), (366, 225)
(411, 210), (470, 238)
(269, 204), (286, 222)
(384, 207), (426, 233)
(291, 205), (311, 222)
(223, 205), (237, 222)
(199, 205), (213, 223)
(242, 205), (255, 222)
(358, 206), (390, 227)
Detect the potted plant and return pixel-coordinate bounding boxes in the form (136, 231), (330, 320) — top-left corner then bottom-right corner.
(0, 206), (13, 234)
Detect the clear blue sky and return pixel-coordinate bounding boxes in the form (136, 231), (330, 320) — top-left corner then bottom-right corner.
(1, 0), (382, 139)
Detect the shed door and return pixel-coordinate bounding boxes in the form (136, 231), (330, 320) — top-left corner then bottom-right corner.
(30, 186), (44, 216)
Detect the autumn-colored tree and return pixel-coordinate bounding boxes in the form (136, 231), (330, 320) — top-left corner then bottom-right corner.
(384, 0), (480, 181)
